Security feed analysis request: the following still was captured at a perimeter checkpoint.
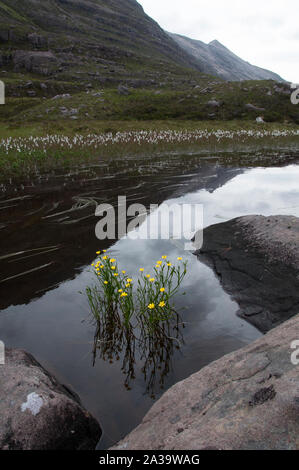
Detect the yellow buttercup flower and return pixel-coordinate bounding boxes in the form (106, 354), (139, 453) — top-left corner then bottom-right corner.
(140, 268), (144, 272)
(96, 251), (101, 255)
(111, 266), (116, 270)
(148, 303), (155, 309)
(159, 301), (166, 308)
(146, 274), (151, 278)
(160, 287), (165, 292)
(155, 265), (160, 269)
(91, 263), (94, 267)
(103, 250), (107, 253)
(177, 257), (183, 261)
(118, 289), (123, 293)
(103, 256), (107, 260)
(157, 261), (162, 265)
(114, 273), (119, 277)
(104, 281), (108, 285)
(121, 292), (128, 297)
(126, 283), (131, 288)
(122, 270), (126, 274)
(149, 278), (155, 283)
(167, 263), (172, 267)
(110, 258), (116, 263)
(162, 255), (167, 259)
(127, 278), (133, 283)
(100, 265), (104, 269)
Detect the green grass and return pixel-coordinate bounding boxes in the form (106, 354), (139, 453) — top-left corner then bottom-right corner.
(0, 120), (298, 181)
(0, 119), (297, 138)
(1, 81), (298, 124)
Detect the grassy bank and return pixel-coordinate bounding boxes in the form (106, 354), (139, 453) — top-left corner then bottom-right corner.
(0, 120), (298, 181)
(2, 81), (299, 125)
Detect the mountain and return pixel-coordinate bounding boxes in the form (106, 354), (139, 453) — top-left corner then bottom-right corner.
(169, 33), (284, 82)
(0, 1), (296, 124)
(0, 0), (203, 85)
(0, 0), (284, 85)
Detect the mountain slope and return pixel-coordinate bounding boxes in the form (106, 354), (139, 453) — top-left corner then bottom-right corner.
(169, 33), (284, 82)
(0, 0), (203, 84)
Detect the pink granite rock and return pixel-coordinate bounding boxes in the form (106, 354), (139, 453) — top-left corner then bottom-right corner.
(112, 315), (299, 450)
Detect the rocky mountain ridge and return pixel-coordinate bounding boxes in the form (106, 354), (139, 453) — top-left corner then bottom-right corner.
(169, 33), (284, 82)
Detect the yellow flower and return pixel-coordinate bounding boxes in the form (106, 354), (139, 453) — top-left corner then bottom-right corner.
(104, 281), (108, 285)
(162, 255), (167, 259)
(111, 266), (116, 270)
(96, 251), (101, 255)
(121, 292), (128, 297)
(103, 256), (107, 260)
(167, 263), (172, 267)
(91, 263), (94, 267)
(103, 250), (107, 253)
(127, 278), (133, 283)
(160, 287), (165, 292)
(100, 265), (104, 269)
(146, 274), (151, 278)
(110, 258), (116, 263)
(177, 257), (183, 261)
(148, 303), (155, 309)
(122, 270), (126, 274)
(157, 261), (162, 265)
(159, 301), (166, 308)
(126, 283), (131, 288)
(118, 289), (123, 293)
(114, 273), (119, 277)
(149, 278), (155, 283)
(140, 268), (144, 272)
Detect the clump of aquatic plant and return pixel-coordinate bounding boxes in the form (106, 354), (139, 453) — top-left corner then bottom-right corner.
(86, 251), (187, 396)
(86, 251), (187, 331)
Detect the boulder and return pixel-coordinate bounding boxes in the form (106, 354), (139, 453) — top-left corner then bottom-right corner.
(207, 99), (220, 108)
(27, 33), (48, 49)
(118, 84), (131, 96)
(274, 85), (291, 96)
(111, 315), (299, 450)
(52, 93), (71, 100)
(195, 215), (299, 333)
(13, 50), (58, 76)
(245, 103), (266, 112)
(0, 53), (12, 67)
(0, 349), (101, 450)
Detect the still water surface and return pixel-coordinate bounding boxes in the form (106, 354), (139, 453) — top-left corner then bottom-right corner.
(0, 150), (298, 448)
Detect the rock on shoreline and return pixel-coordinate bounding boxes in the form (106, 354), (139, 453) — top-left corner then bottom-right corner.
(111, 315), (299, 450)
(0, 349), (101, 450)
(196, 215), (299, 333)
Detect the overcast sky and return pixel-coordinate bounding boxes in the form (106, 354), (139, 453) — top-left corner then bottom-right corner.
(138, 0), (298, 83)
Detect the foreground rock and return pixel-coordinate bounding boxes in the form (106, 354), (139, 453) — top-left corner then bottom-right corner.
(0, 349), (101, 450)
(112, 315), (299, 450)
(196, 215), (299, 333)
